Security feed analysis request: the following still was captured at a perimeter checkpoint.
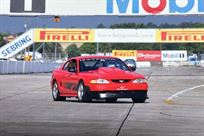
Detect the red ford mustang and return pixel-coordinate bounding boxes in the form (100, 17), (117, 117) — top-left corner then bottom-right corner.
(51, 56), (148, 103)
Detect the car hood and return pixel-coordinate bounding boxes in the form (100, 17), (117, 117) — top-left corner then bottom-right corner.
(80, 67), (145, 79)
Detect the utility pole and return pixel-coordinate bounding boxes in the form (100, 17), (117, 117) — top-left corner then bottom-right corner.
(24, 23), (27, 58)
(42, 24), (46, 60)
(55, 43), (57, 61)
(53, 16), (60, 61)
(43, 42), (45, 60)
(160, 43), (162, 51)
(32, 43), (35, 61)
(96, 43), (99, 55)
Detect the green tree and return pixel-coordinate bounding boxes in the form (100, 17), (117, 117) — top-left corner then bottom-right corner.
(0, 33), (9, 47)
(80, 43), (96, 54)
(146, 22), (157, 28)
(65, 44), (81, 58)
(37, 43), (64, 53)
(98, 43), (112, 53)
(96, 23), (106, 28)
(110, 23), (145, 29)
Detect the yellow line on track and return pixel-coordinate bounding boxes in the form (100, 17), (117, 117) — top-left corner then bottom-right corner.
(165, 84), (204, 104)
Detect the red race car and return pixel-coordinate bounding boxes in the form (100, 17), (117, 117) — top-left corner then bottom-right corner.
(51, 56), (148, 103)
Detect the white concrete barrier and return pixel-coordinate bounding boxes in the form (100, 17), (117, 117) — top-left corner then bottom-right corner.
(162, 61), (203, 67)
(200, 60), (204, 67)
(136, 62), (151, 68)
(162, 61), (181, 67)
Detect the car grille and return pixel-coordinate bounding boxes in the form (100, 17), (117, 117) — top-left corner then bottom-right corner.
(111, 79), (130, 83)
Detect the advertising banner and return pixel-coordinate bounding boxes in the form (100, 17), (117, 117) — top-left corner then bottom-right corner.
(34, 28), (204, 43)
(0, 0), (204, 16)
(137, 50), (161, 62)
(156, 29), (204, 43)
(34, 29), (95, 42)
(95, 29), (155, 43)
(161, 50), (187, 61)
(112, 50), (137, 60)
(0, 29), (34, 59)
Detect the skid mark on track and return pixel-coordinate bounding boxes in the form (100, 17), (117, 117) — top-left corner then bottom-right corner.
(165, 84), (204, 104)
(145, 72), (153, 81)
(116, 103), (134, 136)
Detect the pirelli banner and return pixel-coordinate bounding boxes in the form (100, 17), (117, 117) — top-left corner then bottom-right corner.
(34, 29), (95, 43)
(34, 28), (156, 43)
(34, 28), (204, 43)
(156, 29), (204, 43)
(112, 50), (137, 60)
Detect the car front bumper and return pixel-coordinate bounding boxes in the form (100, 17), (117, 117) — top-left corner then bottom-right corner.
(89, 90), (148, 99)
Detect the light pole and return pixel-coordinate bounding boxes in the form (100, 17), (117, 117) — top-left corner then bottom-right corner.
(54, 16), (60, 61)
(24, 23), (27, 55)
(96, 43), (99, 55)
(55, 43), (57, 61)
(42, 25), (46, 60)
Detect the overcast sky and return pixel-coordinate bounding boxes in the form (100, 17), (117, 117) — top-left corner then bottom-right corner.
(0, 15), (203, 33)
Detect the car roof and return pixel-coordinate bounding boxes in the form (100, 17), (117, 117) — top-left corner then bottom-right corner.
(69, 56), (118, 60)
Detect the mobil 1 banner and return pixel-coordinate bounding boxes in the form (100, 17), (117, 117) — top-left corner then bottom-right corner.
(161, 50), (187, 62)
(0, 29), (34, 59)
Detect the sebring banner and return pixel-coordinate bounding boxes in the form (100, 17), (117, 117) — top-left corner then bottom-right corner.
(0, 0), (204, 16)
(0, 29), (34, 59)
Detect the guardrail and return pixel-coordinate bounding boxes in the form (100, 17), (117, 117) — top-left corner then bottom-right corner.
(0, 60), (62, 74)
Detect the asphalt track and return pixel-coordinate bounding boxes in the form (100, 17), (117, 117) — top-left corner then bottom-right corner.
(0, 66), (204, 136)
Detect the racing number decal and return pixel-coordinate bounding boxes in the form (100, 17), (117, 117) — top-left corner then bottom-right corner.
(10, 0), (45, 13)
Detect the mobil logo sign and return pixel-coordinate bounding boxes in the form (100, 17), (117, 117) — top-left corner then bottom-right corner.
(106, 0), (204, 15)
(137, 50), (161, 62)
(161, 50), (187, 61)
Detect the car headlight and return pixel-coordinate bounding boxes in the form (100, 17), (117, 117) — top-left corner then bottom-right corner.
(132, 78), (147, 83)
(90, 79), (110, 84)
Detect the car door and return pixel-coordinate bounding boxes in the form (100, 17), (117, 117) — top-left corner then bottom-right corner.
(60, 59), (79, 95)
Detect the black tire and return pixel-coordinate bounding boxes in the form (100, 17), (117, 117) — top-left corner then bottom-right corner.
(77, 81), (91, 102)
(52, 81), (66, 101)
(132, 98), (146, 103)
(105, 98), (117, 103)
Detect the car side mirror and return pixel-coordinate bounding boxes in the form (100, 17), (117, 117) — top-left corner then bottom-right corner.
(129, 66), (136, 71)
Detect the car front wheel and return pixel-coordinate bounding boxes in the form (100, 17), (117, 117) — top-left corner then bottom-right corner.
(77, 81), (91, 102)
(52, 81), (66, 101)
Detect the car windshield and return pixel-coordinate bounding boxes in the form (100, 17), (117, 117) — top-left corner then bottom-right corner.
(124, 59), (136, 67)
(79, 58), (130, 72)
